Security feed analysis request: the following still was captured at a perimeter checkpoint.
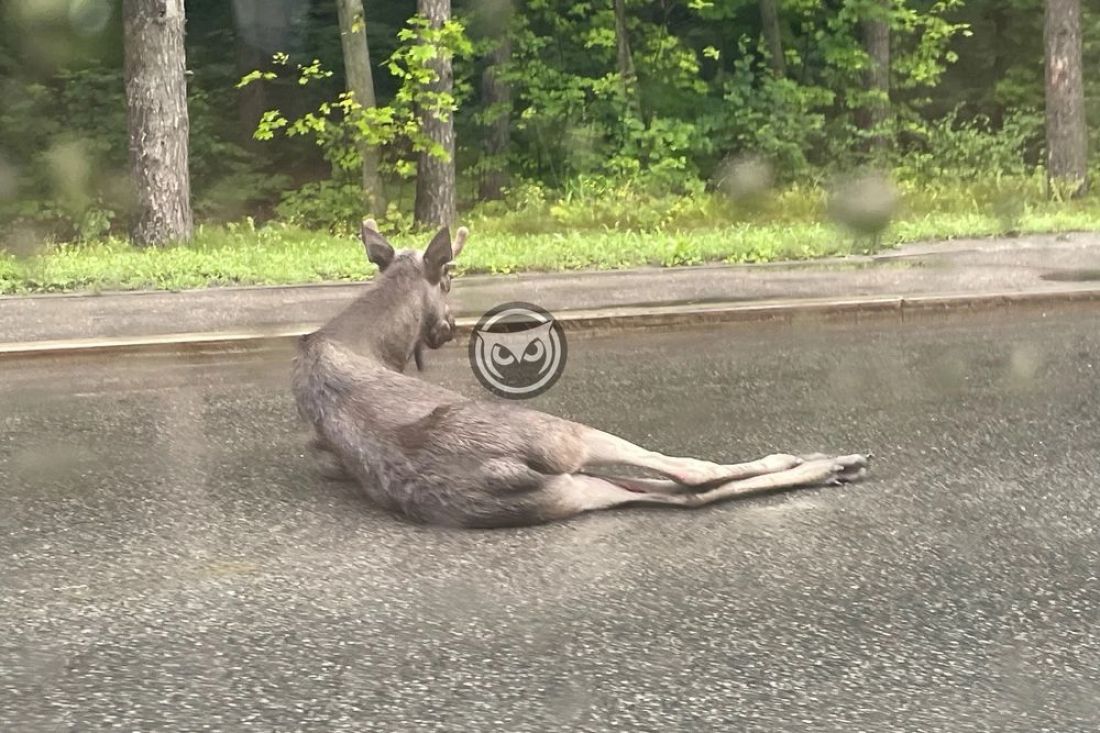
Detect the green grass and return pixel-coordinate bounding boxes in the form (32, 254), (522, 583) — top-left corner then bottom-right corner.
(3, 183), (1100, 295)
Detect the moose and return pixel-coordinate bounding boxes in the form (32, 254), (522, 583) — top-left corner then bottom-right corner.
(292, 221), (870, 528)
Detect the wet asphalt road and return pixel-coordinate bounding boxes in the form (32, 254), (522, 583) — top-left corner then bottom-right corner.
(3, 306), (1100, 732)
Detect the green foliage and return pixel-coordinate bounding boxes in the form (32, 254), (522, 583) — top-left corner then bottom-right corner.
(0, 62), (274, 241)
(895, 109), (1044, 182)
(888, 0), (971, 90)
(712, 42), (836, 176)
(8, 180), (1100, 293)
(272, 179), (415, 235)
(504, 0), (709, 187)
(273, 180), (370, 234)
(1, 0), (1096, 263)
(500, 0), (973, 190)
(240, 14), (473, 228)
(188, 85), (291, 222)
(0, 64), (128, 239)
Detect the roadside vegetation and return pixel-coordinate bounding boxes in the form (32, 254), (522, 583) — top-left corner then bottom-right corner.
(4, 178), (1099, 294)
(1, 1), (1096, 293)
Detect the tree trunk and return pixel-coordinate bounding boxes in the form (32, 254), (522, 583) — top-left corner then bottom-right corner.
(988, 1), (1008, 127)
(1044, 0), (1088, 195)
(613, 0), (636, 88)
(414, 0), (456, 228)
(860, 0), (891, 153)
(123, 0), (192, 245)
(479, 36), (512, 201)
(759, 0), (786, 77)
(336, 0), (386, 213)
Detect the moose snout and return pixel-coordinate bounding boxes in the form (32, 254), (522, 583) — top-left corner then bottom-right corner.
(427, 313), (456, 348)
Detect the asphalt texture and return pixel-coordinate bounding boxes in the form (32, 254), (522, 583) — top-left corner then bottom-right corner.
(3, 305), (1100, 732)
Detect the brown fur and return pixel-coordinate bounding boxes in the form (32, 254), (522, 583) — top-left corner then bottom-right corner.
(293, 222), (870, 528)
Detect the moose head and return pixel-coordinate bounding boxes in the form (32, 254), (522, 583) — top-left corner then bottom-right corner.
(358, 219), (468, 370)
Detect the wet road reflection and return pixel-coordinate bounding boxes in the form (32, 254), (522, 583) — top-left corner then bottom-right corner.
(3, 307), (1099, 731)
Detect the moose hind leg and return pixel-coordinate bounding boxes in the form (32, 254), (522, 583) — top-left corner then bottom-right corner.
(578, 427), (805, 486)
(541, 455), (870, 519)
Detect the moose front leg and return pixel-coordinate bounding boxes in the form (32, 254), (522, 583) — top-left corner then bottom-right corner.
(307, 435), (354, 482)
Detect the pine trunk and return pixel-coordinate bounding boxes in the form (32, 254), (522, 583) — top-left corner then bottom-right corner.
(759, 0), (786, 77)
(123, 0), (193, 245)
(336, 0), (386, 213)
(1044, 0), (1088, 195)
(414, 0), (456, 228)
(479, 37), (512, 201)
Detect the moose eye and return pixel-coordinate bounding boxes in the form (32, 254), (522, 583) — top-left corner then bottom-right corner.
(440, 263), (455, 292)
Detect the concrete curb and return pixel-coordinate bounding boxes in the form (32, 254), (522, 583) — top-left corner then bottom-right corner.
(3, 286), (1099, 361)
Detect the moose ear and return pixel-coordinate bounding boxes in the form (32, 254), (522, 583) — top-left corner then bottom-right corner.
(361, 219), (394, 271)
(452, 226), (469, 259)
(423, 227), (453, 283)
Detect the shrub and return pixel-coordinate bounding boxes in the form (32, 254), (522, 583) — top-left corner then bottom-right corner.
(895, 109), (1044, 183)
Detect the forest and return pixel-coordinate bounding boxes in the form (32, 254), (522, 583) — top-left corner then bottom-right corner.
(0, 0), (1096, 291)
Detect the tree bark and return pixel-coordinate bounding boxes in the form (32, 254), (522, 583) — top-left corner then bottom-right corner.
(414, 0), (456, 228)
(479, 36), (512, 201)
(860, 0), (891, 153)
(336, 0), (386, 213)
(759, 0), (786, 77)
(988, 0), (1008, 127)
(1044, 0), (1088, 195)
(613, 0), (636, 88)
(123, 0), (193, 245)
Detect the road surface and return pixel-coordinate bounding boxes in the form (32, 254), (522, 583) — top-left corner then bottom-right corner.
(3, 306), (1099, 731)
